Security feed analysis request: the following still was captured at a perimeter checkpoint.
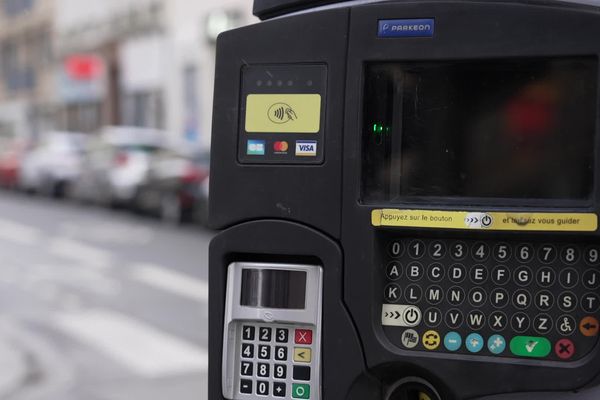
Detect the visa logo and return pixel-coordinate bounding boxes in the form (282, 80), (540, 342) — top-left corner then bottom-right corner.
(295, 140), (317, 157)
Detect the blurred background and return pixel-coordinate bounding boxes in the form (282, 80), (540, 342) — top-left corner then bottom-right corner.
(0, 0), (254, 398)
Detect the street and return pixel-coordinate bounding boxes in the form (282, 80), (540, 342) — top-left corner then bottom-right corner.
(0, 191), (212, 400)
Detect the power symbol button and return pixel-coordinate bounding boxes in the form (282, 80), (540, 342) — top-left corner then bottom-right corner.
(403, 306), (422, 327)
(481, 214), (493, 227)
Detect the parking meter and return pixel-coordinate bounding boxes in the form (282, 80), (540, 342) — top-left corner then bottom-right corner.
(209, 1), (600, 399)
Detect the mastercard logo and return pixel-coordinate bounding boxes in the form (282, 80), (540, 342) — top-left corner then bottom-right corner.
(273, 141), (289, 152)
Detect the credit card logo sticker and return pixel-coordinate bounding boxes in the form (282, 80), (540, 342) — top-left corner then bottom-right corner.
(273, 141), (289, 154)
(295, 140), (317, 157)
(247, 140), (265, 155)
(378, 19), (435, 38)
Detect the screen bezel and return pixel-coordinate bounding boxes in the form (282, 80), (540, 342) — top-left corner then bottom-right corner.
(359, 56), (600, 208)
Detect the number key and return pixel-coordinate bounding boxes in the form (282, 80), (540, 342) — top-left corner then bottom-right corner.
(585, 246), (600, 265)
(538, 245), (557, 264)
(241, 361), (253, 376)
(428, 241), (446, 260)
(258, 345), (270, 359)
(257, 363), (270, 378)
(561, 245), (580, 265)
(241, 343), (254, 359)
(516, 244), (534, 263)
(493, 243), (511, 262)
(256, 381), (269, 396)
(275, 346), (288, 361)
(471, 242), (489, 261)
(259, 327), (272, 342)
(388, 240), (404, 258)
(276, 328), (289, 343)
(450, 241), (467, 261)
(274, 364), (287, 379)
(407, 240), (425, 259)
(242, 325), (255, 341)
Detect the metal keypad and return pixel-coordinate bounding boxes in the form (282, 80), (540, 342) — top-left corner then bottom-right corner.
(237, 322), (315, 399)
(380, 237), (600, 362)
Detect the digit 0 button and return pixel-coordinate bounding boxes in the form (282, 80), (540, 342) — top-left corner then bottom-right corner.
(510, 336), (551, 358)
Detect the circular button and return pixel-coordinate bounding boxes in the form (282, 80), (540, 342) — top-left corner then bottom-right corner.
(404, 284), (422, 303)
(560, 245), (580, 265)
(428, 241), (446, 260)
(493, 243), (512, 263)
(555, 338), (575, 360)
(445, 309), (464, 329)
(423, 307), (442, 328)
(422, 330), (441, 350)
(581, 293), (600, 313)
(534, 290), (554, 311)
(469, 265), (488, 285)
(425, 285), (444, 305)
(488, 334), (506, 355)
(388, 240), (404, 258)
(401, 329), (419, 349)
(559, 268), (579, 289)
(385, 262), (403, 281)
(536, 267), (556, 287)
(490, 288), (510, 309)
(537, 244), (557, 264)
(465, 333), (484, 353)
(557, 315), (576, 336)
(512, 289), (531, 310)
(403, 306), (422, 326)
(444, 332), (462, 352)
(533, 314), (553, 335)
(406, 262), (424, 281)
(491, 265), (511, 286)
(516, 243), (534, 263)
(514, 266), (533, 287)
(584, 245), (600, 266)
(407, 240), (426, 259)
(467, 310), (486, 330)
(448, 264), (466, 283)
(558, 292), (578, 312)
(450, 241), (468, 261)
(489, 311), (508, 332)
(469, 287), (487, 308)
(471, 242), (490, 262)
(510, 312), (530, 333)
(583, 269), (600, 290)
(447, 286), (465, 306)
(579, 316), (599, 337)
(383, 283), (401, 303)
(426, 263), (444, 282)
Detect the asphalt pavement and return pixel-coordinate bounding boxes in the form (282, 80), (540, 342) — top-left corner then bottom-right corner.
(0, 190), (213, 400)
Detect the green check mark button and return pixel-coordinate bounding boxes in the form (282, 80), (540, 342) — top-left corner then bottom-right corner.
(510, 336), (551, 358)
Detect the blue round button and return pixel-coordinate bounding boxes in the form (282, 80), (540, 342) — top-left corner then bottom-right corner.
(487, 334), (506, 355)
(444, 332), (462, 351)
(465, 333), (484, 353)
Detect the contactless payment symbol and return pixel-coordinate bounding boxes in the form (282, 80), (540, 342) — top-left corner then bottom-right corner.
(443, 332), (462, 351)
(268, 102), (298, 124)
(422, 330), (440, 350)
(487, 334), (506, 355)
(247, 140), (265, 155)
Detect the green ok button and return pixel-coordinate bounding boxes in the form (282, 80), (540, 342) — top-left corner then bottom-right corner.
(510, 336), (551, 358)
(292, 383), (310, 399)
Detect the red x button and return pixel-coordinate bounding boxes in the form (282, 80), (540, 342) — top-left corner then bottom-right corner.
(555, 338), (575, 360)
(295, 329), (313, 345)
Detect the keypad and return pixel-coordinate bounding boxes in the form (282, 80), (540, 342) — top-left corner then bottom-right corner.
(381, 237), (600, 362)
(237, 323), (315, 398)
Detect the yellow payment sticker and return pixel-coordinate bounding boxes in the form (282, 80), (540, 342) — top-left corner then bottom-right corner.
(371, 209), (597, 232)
(245, 94), (321, 133)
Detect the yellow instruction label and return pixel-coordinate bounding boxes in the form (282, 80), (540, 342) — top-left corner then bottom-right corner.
(245, 94), (321, 133)
(371, 209), (597, 232)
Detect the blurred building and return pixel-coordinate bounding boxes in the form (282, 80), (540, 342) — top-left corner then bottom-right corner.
(0, 0), (56, 141)
(54, 0), (254, 148)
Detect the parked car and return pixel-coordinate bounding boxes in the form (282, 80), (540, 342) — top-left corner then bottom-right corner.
(134, 149), (210, 224)
(69, 126), (165, 207)
(19, 131), (86, 197)
(0, 138), (30, 189)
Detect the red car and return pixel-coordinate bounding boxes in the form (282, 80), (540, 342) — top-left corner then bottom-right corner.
(0, 139), (29, 189)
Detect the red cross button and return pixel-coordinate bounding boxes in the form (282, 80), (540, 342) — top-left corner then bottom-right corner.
(295, 329), (313, 345)
(555, 338), (575, 360)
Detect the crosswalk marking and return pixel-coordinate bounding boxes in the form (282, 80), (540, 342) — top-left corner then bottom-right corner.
(130, 263), (208, 303)
(48, 238), (113, 269)
(54, 309), (208, 377)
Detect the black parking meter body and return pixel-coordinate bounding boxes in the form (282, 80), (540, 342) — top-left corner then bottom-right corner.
(209, 1), (600, 399)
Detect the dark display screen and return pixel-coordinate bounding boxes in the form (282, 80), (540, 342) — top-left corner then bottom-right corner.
(362, 57), (598, 203)
(240, 269), (307, 309)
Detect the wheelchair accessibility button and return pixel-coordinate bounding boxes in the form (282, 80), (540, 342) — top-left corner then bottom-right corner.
(465, 333), (484, 353)
(510, 336), (551, 358)
(443, 332), (462, 351)
(422, 330), (441, 350)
